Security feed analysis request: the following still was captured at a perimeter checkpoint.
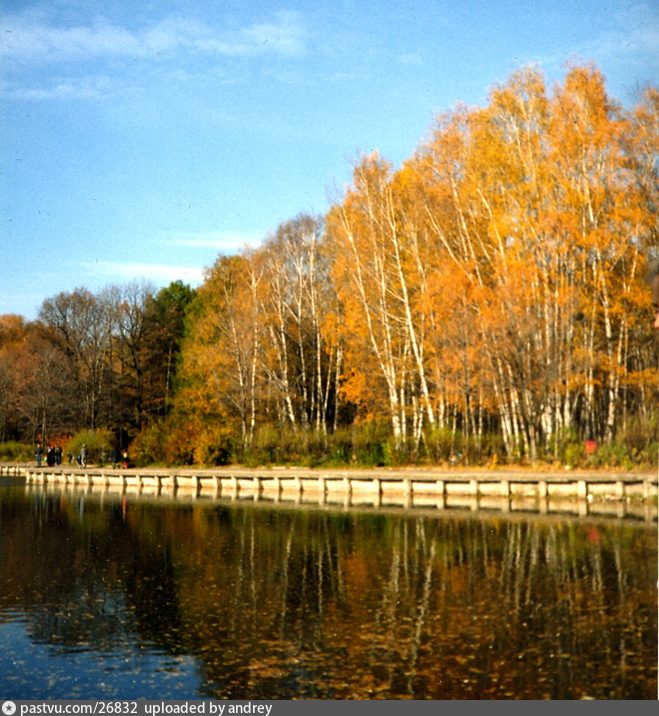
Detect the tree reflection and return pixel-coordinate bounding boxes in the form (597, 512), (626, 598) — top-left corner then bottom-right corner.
(0, 486), (656, 699)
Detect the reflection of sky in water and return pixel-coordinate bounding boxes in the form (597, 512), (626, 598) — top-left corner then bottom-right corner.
(0, 616), (200, 699)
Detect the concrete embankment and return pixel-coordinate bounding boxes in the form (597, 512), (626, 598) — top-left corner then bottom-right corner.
(2, 463), (656, 521)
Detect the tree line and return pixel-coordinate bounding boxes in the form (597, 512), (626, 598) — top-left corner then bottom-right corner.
(2, 65), (657, 467)
(0, 281), (193, 458)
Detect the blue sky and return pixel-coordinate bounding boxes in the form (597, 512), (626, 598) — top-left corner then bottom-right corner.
(1, 1), (657, 319)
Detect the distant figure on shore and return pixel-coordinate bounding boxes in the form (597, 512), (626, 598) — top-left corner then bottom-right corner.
(35, 443), (43, 467)
(122, 449), (129, 469)
(111, 448), (120, 469)
(79, 444), (88, 468)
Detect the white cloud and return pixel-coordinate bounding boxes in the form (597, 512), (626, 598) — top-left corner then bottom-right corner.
(1, 75), (112, 100)
(1, 17), (142, 60)
(81, 261), (205, 285)
(0, 11), (308, 63)
(580, 11), (658, 65)
(167, 230), (264, 252)
(240, 11), (307, 57)
(538, 2), (659, 74)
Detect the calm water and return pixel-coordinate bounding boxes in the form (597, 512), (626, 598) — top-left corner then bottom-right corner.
(0, 480), (656, 700)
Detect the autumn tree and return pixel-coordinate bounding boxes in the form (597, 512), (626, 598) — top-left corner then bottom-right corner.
(327, 154), (421, 448)
(259, 214), (339, 434)
(38, 288), (114, 430)
(177, 254), (264, 451)
(326, 64), (657, 462)
(0, 315), (76, 444)
(175, 215), (342, 462)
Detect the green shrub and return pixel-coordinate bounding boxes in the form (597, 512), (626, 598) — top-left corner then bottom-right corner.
(614, 415), (658, 468)
(193, 426), (235, 466)
(478, 432), (507, 464)
(131, 421), (169, 466)
(249, 424), (282, 464)
(326, 427), (354, 465)
(64, 429), (114, 465)
(238, 422), (389, 467)
(588, 442), (634, 470)
(0, 441), (33, 462)
(424, 426), (459, 463)
(351, 421), (389, 466)
(563, 441), (585, 468)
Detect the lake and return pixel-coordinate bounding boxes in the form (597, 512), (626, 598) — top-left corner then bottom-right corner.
(0, 480), (656, 700)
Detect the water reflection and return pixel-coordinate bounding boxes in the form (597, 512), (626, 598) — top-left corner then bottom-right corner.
(0, 484), (656, 699)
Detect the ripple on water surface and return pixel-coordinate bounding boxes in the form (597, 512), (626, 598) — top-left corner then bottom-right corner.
(0, 617), (201, 699)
